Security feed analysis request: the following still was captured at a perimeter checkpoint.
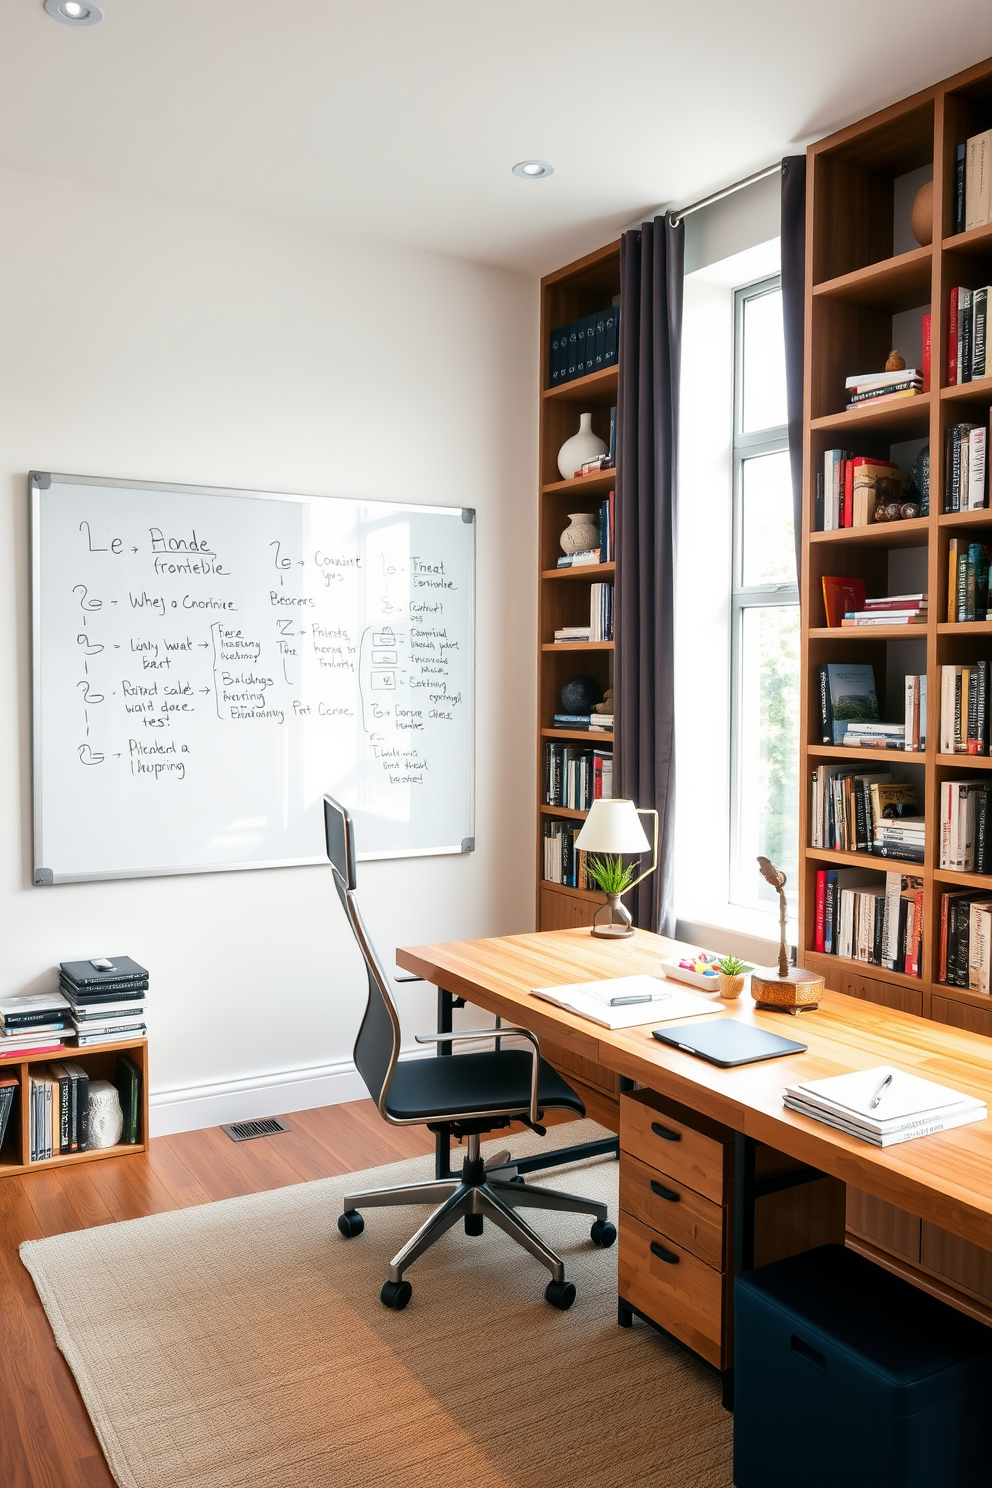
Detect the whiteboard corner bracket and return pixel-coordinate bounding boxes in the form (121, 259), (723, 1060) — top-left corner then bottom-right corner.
(34, 867), (54, 885)
(461, 508), (475, 524)
(31, 471), (51, 490)
(460, 837), (475, 853)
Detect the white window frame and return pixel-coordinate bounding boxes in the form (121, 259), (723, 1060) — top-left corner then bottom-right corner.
(728, 274), (799, 913)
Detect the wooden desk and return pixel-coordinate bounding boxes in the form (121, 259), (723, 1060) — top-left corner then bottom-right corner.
(398, 927), (992, 1380)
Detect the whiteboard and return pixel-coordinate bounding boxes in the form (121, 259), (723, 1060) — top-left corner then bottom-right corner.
(31, 472), (475, 883)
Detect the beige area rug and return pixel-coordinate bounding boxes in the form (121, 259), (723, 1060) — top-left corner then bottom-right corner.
(21, 1120), (732, 1488)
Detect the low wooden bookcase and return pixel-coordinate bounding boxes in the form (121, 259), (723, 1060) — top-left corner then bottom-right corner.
(0, 1037), (148, 1176)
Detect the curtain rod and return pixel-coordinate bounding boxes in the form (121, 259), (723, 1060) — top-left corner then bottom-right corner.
(665, 162), (782, 227)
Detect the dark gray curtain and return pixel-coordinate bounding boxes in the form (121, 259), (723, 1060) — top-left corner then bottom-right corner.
(615, 215), (684, 936)
(781, 156), (807, 584)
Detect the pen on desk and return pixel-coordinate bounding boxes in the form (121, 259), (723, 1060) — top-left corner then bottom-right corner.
(609, 994), (655, 1007)
(870, 1072), (893, 1110)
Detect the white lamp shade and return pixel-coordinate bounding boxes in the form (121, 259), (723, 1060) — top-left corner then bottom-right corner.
(574, 799), (650, 855)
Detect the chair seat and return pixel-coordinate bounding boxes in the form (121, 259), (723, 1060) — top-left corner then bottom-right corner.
(384, 1048), (586, 1122)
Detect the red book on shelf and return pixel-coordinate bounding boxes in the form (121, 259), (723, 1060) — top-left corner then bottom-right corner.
(815, 870), (827, 953)
(922, 311), (931, 393)
(909, 885), (924, 978)
(842, 459), (854, 527)
(0, 1042), (63, 1059)
(948, 287), (959, 385)
(822, 574), (867, 627)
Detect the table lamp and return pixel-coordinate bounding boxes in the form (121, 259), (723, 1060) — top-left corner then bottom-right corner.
(574, 799), (659, 938)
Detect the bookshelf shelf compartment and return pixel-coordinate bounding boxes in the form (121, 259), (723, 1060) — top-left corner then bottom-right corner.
(938, 509), (992, 527)
(543, 366), (618, 405)
(542, 472), (616, 497)
(809, 518), (930, 548)
(804, 846), (927, 873)
(540, 804), (590, 820)
(808, 625), (928, 641)
(942, 221), (992, 256)
(940, 377), (992, 403)
(804, 951), (925, 994)
(811, 246), (932, 313)
(540, 880), (604, 903)
(810, 394), (931, 436)
(541, 728), (614, 743)
(806, 744), (918, 764)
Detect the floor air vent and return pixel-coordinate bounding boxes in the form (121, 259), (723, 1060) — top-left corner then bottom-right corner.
(221, 1116), (290, 1142)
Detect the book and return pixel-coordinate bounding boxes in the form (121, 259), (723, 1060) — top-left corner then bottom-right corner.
(955, 142), (967, 235)
(115, 1053), (142, 1144)
(923, 310), (931, 392)
(818, 663), (878, 744)
(61, 1061), (89, 1149)
(949, 287), (961, 386)
(844, 369), (921, 390)
(0, 1042), (63, 1059)
(74, 1025), (147, 1046)
(0, 991), (71, 1027)
(0, 1077), (17, 1153)
(967, 129), (992, 231)
(530, 976), (721, 1031)
(59, 957), (148, 988)
(822, 575), (866, 627)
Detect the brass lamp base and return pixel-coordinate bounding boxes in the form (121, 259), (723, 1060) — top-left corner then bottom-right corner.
(751, 965), (825, 1015)
(591, 893), (634, 938)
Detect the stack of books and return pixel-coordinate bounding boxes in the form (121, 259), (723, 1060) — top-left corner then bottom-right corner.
(939, 889), (992, 989)
(809, 763), (920, 860)
(59, 957), (148, 1046)
(841, 595), (927, 628)
(816, 452), (911, 531)
(940, 780), (990, 870)
(552, 710), (612, 732)
(545, 743), (613, 810)
(784, 1067), (985, 1147)
(946, 540), (991, 619)
(0, 991), (71, 1058)
(874, 813), (924, 862)
(542, 820), (587, 888)
(947, 287), (992, 387)
(556, 549), (600, 568)
(814, 869), (923, 975)
(953, 131), (992, 234)
(844, 370), (923, 413)
(552, 583), (613, 645)
(943, 422), (988, 509)
(940, 662), (989, 754)
(548, 307), (619, 387)
(29, 1062), (90, 1159)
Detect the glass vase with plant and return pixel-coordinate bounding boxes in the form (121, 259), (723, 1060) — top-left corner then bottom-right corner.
(585, 855), (637, 938)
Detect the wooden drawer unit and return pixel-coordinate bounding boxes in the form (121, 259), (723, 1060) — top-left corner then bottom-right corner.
(619, 1150), (725, 1269)
(618, 1211), (725, 1369)
(620, 1088), (727, 1204)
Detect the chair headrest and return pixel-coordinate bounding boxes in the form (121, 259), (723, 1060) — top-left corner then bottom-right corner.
(323, 794), (357, 891)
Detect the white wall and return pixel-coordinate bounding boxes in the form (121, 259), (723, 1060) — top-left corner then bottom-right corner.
(0, 168), (538, 1134)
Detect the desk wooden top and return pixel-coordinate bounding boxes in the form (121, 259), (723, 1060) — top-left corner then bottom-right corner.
(397, 927), (992, 1252)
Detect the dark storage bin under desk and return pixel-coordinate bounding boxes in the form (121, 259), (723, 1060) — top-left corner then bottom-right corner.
(733, 1245), (992, 1488)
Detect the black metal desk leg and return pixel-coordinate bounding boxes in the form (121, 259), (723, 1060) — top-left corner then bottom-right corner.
(722, 1131), (757, 1412)
(435, 988), (455, 1180)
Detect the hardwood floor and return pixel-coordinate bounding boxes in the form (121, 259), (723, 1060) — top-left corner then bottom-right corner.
(1, 1099), (438, 1488)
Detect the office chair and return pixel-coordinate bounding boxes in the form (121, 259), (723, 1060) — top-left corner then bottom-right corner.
(324, 794), (616, 1312)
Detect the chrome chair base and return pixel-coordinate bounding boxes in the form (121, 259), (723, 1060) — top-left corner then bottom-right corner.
(341, 1133), (610, 1288)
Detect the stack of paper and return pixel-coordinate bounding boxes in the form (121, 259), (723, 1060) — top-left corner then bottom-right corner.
(530, 975), (720, 1031)
(784, 1066), (986, 1147)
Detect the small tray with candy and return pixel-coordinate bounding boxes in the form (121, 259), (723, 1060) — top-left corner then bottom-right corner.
(661, 953), (755, 995)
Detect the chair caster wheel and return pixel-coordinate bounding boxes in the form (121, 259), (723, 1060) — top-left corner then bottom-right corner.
(338, 1210), (364, 1238)
(380, 1279), (412, 1310)
(545, 1279), (576, 1310)
(590, 1219), (617, 1248)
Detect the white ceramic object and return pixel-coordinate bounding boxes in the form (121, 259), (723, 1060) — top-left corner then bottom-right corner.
(557, 411), (607, 481)
(559, 513), (601, 555)
(87, 1079), (124, 1148)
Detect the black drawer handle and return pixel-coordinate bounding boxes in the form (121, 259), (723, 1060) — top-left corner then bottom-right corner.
(650, 1180), (681, 1203)
(790, 1334), (825, 1371)
(651, 1122), (682, 1143)
(650, 1240), (680, 1264)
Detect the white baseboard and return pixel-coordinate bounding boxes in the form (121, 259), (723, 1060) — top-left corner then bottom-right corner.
(148, 1046), (433, 1137)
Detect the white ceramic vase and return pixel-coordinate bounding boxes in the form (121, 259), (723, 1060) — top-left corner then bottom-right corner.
(557, 411), (607, 481)
(87, 1079), (124, 1148)
(560, 513), (601, 554)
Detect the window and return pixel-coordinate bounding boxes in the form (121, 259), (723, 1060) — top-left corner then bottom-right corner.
(729, 277), (799, 915)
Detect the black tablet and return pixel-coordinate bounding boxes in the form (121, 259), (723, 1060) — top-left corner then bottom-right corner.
(652, 1019), (807, 1068)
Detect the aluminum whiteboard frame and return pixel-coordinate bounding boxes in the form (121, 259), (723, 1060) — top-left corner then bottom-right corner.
(30, 470), (476, 884)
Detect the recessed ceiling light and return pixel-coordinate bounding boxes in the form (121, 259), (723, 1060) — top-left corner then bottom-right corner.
(512, 160), (554, 180)
(44, 0), (103, 24)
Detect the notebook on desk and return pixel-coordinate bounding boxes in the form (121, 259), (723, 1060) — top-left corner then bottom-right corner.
(652, 1019), (807, 1067)
(530, 975), (720, 1031)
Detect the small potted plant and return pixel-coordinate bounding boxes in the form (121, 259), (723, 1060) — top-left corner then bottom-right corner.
(716, 955), (749, 1001)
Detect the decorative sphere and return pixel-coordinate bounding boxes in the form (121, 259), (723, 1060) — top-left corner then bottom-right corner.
(911, 180), (933, 246)
(900, 501), (921, 520)
(560, 674), (604, 713)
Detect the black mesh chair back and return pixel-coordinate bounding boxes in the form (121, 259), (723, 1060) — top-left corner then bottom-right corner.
(323, 794), (400, 1112)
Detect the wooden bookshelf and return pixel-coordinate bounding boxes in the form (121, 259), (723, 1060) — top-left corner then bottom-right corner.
(537, 241), (621, 930)
(0, 1037), (148, 1177)
(800, 54), (992, 1312)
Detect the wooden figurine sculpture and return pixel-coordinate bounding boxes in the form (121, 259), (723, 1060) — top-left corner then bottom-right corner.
(750, 856), (825, 1014)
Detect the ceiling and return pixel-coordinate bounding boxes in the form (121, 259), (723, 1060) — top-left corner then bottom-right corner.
(3, 0), (992, 276)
